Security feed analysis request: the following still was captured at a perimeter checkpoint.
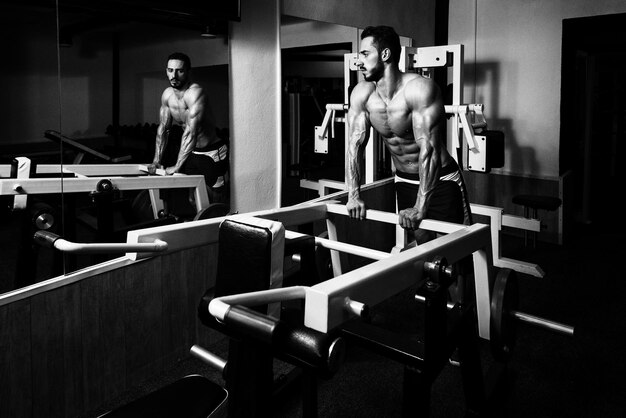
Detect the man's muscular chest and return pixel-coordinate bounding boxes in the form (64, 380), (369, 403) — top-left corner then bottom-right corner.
(167, 94), (189, 123)
(366, 94), (412, 138)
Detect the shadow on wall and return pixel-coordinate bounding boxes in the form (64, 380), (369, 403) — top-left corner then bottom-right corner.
(470, 60), (540, 177)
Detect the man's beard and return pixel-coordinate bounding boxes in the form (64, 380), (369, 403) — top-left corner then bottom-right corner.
(363, 61), (384, 82)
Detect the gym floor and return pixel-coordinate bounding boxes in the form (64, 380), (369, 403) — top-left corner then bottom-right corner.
(79, 222), (625, 418)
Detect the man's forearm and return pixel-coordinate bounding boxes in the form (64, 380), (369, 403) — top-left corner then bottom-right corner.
(346, 158), (362, 200)
(346, 129), (366, 200)
(414, 146), (440, 216)
(152, 127), (169, 165)
(171, 130), (196, 171)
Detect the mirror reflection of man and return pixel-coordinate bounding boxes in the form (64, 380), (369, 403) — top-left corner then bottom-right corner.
(148, 52), (229, 206)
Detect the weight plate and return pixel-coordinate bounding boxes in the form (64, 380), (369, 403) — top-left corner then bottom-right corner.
(131, 190), (154, 222)
(490, 268), (519, 362)
(193, 203), (230, 221)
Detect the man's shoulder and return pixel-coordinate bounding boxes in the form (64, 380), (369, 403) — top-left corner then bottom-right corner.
(351, 81), (376, 101)
(183, 83), (205, 100)
(354, 80), (376, 92)
(161, 87), (176, 103)
(403, 74), (440, 105)
(404, 73), (435, 89)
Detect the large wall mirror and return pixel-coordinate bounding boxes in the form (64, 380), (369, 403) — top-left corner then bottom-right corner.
(0, 1), (61, 293)
(280, 16), (413, 207)
(0, 0), (236, 294)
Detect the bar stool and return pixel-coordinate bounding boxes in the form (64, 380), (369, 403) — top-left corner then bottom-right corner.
(512, 194), (562, 247)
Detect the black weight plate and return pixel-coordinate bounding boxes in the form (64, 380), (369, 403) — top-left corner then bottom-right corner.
(193, 203), (230, 221)
(131, 189), (155, 222)
(490, 268), (519, 362)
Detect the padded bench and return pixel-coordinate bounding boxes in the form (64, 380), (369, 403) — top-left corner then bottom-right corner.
(512, 194), (562, 247)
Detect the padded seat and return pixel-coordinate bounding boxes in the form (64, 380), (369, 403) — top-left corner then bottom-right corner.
(512, 194), (562, 247)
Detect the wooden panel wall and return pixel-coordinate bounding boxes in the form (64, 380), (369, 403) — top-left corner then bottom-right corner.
(0, 244), (220, 417)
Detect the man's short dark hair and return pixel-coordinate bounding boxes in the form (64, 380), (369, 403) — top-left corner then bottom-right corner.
(167, 52), (191, 69)
(361, 26), (401, 65)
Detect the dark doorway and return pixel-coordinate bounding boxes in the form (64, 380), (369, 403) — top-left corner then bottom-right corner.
(281, 43), (351, 206)
(561, 13), (626, 232)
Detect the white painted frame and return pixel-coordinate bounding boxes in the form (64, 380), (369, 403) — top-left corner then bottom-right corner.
(204, 203), (494, 339)
(0, 163), (210, 217)
(299, 177), (545, 277)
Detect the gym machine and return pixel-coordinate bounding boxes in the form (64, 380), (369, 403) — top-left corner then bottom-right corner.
(114, 201), (574, 416)
(303, 44), (545, 278)
(202, 209), (573, 415)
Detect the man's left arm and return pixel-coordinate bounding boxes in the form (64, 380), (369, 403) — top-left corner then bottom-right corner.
(166, 86), (206, 175)
(398, 78), (445, 230)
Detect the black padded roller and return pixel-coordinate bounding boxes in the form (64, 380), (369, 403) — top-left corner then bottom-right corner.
(223, 305), (345, 377)
(275, 324), (345, 378)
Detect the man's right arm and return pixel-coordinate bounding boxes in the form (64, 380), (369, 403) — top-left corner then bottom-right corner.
(148, 91), (172, 174)
(346, 83), (372, 220)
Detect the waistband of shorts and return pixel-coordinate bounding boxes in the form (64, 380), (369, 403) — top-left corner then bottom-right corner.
(395, 161), (459, 181)
(194, 139), (227, 153)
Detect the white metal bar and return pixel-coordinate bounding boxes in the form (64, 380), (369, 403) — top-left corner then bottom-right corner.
(51, 238), (168, 254)
(285, 230), (389, 261)
(502, 214), (541, 232)
(318, 179), (346, 197)
(209, 286), (308, 321)
(327, 103), (348, 111)
(472, 247), (493, 339)
(495, 257), (545, 278)
(473, 204), (544, 278)
(297, 177), (394, 206)
(190, 345), (227, 372)
(13, 157), (30, 210)
(0, 256), (134, 307)
(444, 104), (484, 115)
(470, 203), (504, 264)
(149, 189), (165, 219)
(512, 311), (574, 336)
(125, 202), (331, 260)
(326, 216), (343, 277)
(303, 188), (546, 278)
(1, 174), (206, 195)
(325, 203), (466, 235)
(0, 163), (149, 176)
